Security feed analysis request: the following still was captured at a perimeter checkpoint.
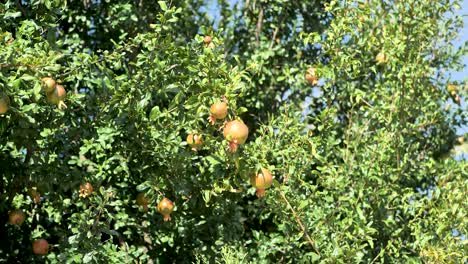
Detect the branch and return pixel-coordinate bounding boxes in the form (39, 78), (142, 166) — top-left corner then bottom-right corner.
(255, 8), (263, 46)
(15, 0), (27, 17)
(0, 63), (40, 69)
(278, 190), (320, 256)
(24, 146), (34, 165)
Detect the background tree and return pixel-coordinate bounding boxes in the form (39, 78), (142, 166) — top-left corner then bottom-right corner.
(0, 0), (466, 263)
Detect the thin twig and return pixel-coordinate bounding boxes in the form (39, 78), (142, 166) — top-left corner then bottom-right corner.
(269, 26), (280, 49)
(345, 110), (353, 163)
(278, 190), (321, 256)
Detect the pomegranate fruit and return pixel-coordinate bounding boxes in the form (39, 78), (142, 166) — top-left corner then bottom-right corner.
(46, 84), (67, 109)
(447, 84), (458, 96)
(187, 133), (203, 151)
(41, 77), (56, 93)
(32, 239), (49, 255)
(0, 95), (10, 114)
(223, 120), (249, 153)
(8, 209), (25, 226)
(157, 197), (174, 222)
(208, 101), (228, 125)
(79, 182), (94, 198)
(136, 193), (149, 212)
(250, 168), (273, 198)
(305, 67), (318, 85)
(203, 35), (212, 45)
(376, 51), (387, 64)
(29, 187), (41, 203)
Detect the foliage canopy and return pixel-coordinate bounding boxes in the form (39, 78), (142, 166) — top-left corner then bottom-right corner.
(0, 0), (466, 263)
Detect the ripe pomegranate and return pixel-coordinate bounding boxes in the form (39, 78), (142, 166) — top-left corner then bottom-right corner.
(305, 67), (318, 85)
(250, 168), (273, 198)
(41, 77), (56, 93)
(223, 120), (249, 153)
(447, 84), (458, 96)
(157, 197), (174, 222)
(0, 95), (10, 114)
(208, 101), (228, 125)
(203, 35), (212, 45)
(32, 239), (49, 255)
(29, 187), (41, 203)
(79, 182), (94, 198)
(8, 209), (25, 226)
(187, 133), (203, 151)
(376, 51), (387, 64)
(136, 193), (149, 212)
(46, 84), (67, 109)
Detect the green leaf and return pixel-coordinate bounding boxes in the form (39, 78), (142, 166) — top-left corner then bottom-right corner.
(158, 1), (168, 11)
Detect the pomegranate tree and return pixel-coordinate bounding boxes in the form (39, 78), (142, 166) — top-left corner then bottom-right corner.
(157, 197), (174, 222)
(250, 168), (273, 198)
(32, 239), (49, 255)
(46, 84), (67, 109)
(8, 209), (25, 226)
(186, 133), (203, 151)
(0, 94), (10, 114)
(208, 101), (228, 125)
(223, 120), (249, 153)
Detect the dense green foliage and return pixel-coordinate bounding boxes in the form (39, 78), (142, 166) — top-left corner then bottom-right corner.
(1, 0), (466, 263)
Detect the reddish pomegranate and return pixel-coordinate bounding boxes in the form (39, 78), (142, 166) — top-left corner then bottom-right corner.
(29, 187), (41, 203)
(41, 77), (56, 93)
(250, 168), (273, 198)
(136, 193), (149, 212)
(208, 101), (228, 125)
(32, 239), (49, 255)
(8, 209), (25, 226)
(79, 182), (94, 198)
(157, 197), (174, 222)
(223, 120), (249, 153)
(46, 84), (67, 109)
(203, 35), (212, 44)
(187, 133), (203, 151)
(0, 95), (10, 114)
(305, 67), (318, 85)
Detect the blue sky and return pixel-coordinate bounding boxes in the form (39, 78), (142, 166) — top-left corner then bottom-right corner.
(452, 0), (467, 143)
